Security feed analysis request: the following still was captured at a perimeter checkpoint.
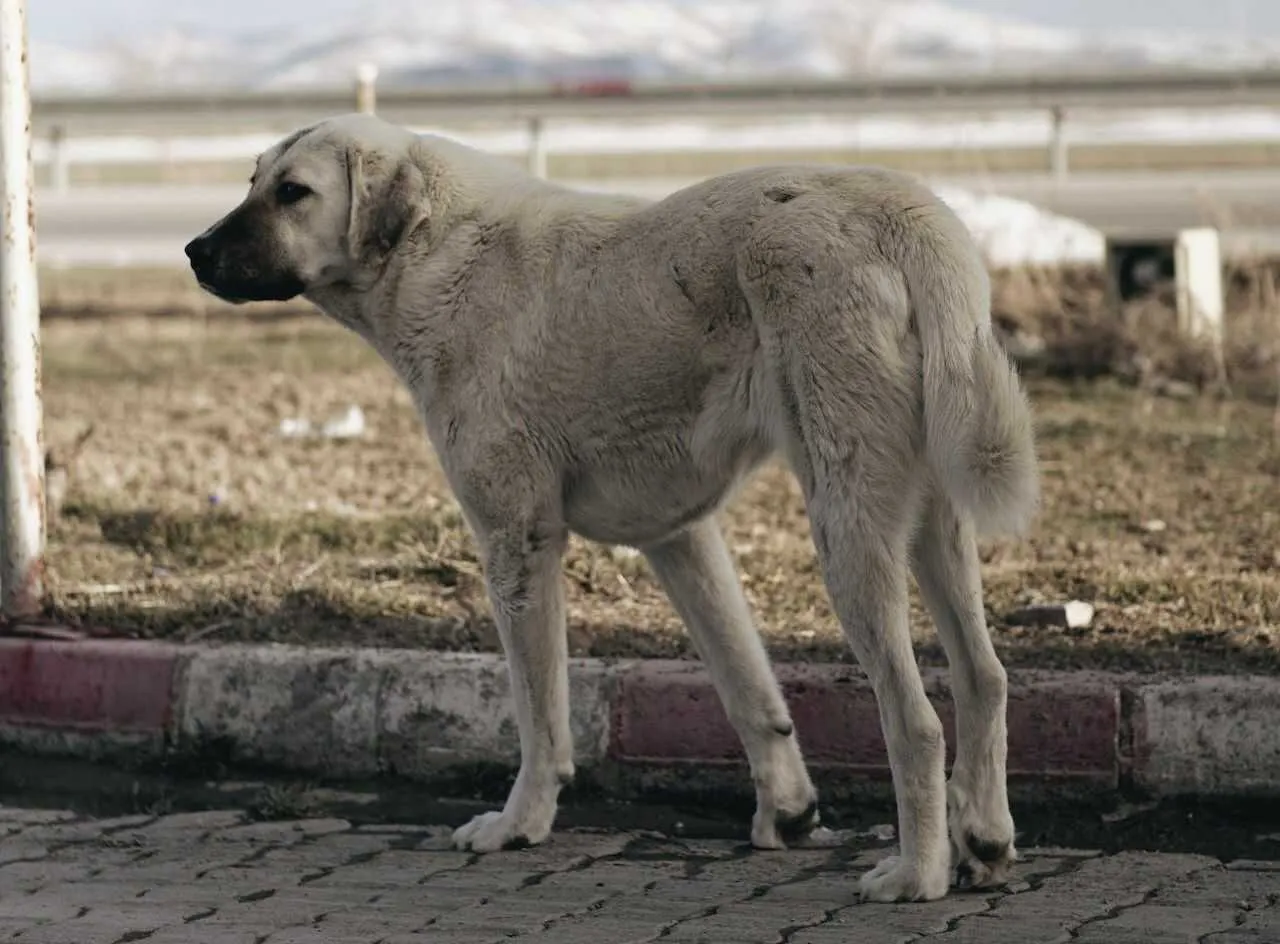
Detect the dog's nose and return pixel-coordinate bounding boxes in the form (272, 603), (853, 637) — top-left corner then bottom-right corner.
(184, 235), (214, 267)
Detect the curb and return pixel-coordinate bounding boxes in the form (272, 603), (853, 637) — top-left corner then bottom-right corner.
(2, 637), (1278, 801)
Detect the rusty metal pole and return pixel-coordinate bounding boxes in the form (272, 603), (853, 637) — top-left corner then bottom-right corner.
(0, 0), (46, 619)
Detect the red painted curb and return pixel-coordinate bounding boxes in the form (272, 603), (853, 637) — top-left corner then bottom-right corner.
(610, 661), (1120, 784)
(0, 639), (184, 732)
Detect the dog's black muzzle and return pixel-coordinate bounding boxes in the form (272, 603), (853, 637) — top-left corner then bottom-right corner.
(184, 210), (304, 304)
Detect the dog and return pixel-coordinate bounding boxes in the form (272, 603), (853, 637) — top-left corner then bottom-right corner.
(185, 112), (1039, 903)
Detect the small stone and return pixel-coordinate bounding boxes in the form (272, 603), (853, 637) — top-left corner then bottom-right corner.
(1141, 519), (1167, 533)
(1005, 601), (1095, 630)
(867, 823), (896, 842)
(1003, 331), (1047, 362)
(791, 826), (844, 848)
(1100, 800), (1158, 824)
(1155, 379), (1197, 400)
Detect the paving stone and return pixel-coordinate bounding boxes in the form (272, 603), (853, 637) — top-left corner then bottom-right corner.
(0, 840), (48, 866)
(1226, 859), (1280, 872)
(17, 814), (155, 846)
(144, 930), (261, 944)
(0, 806), (1274, 944)
(0, 809), (76, 826)
(217, 817), (351, 843)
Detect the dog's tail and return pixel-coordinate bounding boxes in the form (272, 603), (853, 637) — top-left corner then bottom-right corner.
(905, 210), (1040, 538)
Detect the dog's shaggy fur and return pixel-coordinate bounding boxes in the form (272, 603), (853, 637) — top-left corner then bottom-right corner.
(186, 113), (1039, 903)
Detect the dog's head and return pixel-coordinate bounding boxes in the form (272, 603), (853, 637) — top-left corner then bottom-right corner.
(184, 113), (430, 304)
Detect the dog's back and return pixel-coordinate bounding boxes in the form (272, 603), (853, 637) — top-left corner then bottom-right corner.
(434, 160), (1038, 542)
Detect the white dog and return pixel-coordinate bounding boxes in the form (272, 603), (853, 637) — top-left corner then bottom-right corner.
(185, 112), (1039, 903)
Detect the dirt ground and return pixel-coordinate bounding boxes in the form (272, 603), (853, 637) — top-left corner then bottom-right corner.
(29, 306), (1280, 675)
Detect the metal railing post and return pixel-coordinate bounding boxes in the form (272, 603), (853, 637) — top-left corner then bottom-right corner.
(355, 63), (378, 115)
(48, 124), (69, 193)
(0, 0), (45, 619)
(527, 116), (547, 178)
(1049, 106), (1069, 180)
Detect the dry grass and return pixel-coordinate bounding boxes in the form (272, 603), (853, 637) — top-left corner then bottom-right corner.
(990, 258), (1280, 404)
(34, 295), (1279, 675)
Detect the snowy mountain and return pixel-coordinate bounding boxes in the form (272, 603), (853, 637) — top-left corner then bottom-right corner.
(29, 0), (1280, 95)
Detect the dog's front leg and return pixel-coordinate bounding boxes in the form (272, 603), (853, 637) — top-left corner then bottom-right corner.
(452, 516), (573, 853)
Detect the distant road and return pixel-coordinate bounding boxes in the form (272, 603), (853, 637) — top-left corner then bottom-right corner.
(33, 171), (1280, 268)
(30, 65), (1280, 137)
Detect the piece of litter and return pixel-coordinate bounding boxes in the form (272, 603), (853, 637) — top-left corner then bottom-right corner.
(279, 405), (367, 440)
(1006, 600), (1095, 630)
(866, 823), (896, 842)
(790, 826), (845, 848)
(279, 417), (314, 438)
(322, 404), (366, 439)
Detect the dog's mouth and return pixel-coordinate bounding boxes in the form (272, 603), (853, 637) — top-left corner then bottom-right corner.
(196, 279), (249, 305)
(191, 269), (305, 305)
(192, 272), (258, 305)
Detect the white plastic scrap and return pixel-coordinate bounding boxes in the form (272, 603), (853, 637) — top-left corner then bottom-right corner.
(279, 405), (367, 440)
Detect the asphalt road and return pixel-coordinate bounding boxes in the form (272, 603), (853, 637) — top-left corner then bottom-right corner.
(31, 170), (1280, 268)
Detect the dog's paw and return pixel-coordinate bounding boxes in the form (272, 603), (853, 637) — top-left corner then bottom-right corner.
(858, 855), (951, 903)
(952, 831), (1017, 891)
(751, 796), (821, 850)
(948, 781), (1017, 890)
(748, 745), (821, 850)
(452, 810), (548, 853)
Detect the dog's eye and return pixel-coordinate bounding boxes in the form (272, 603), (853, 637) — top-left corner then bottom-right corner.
(276, 181), (312, 205)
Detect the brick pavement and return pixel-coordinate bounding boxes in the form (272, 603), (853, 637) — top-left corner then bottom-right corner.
(0, 806), (1276, 944)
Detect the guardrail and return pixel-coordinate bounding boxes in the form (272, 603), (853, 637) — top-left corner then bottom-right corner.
(31, 63), (1280, 190)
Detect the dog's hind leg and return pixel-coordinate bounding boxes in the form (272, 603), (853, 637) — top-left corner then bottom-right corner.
(738, 228), (950, 902)
(798, 459), (950, 902)
(643, 518), (819, 849)
(911, 489), (1017, 889)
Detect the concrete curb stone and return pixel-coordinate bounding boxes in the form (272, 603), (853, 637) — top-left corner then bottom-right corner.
(2, 637), (1278, 800)
(1132, 676), (1280, 796)
(612, 660), (1122, 784)
(177, 645), (388, 777)
(0, 639), (182, 733)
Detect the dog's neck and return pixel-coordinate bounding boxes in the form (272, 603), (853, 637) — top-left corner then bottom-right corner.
(305, 281), (364, 326)
(303, 223), (444, 387)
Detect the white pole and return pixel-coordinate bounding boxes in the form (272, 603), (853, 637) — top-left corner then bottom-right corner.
(355, 62), (378, 115)
(0, 0), (46, 619)
(1049, 106), (1069, 181)
(49, 125), (69, 193)
(527, 116), (547, 179)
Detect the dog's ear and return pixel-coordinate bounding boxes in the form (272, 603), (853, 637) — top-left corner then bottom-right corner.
(346, 145), (429, 264)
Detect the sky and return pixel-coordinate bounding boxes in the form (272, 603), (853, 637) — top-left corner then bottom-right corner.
(28, 0), (1280, 47)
